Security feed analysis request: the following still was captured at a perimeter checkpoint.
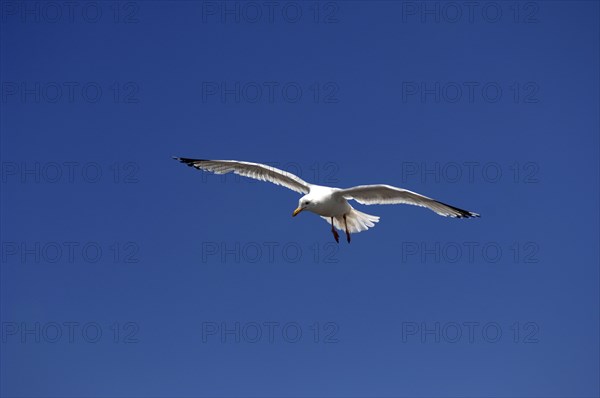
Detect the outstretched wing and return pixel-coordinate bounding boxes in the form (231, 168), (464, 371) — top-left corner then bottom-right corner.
(336, 184), (479, 218)
(174, 157), (311, 194)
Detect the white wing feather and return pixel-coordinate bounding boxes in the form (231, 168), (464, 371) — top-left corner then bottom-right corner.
(174, 158), (311, 194)
(337, 184), (479, 218)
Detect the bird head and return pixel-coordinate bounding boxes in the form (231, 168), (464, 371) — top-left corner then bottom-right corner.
(292, 196), (316, 217)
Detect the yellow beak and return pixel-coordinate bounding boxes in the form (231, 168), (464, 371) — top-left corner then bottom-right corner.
(292, 207), (304, 217)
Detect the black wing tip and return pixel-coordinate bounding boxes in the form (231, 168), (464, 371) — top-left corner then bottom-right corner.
(457, 212), (481, 219)
(173, 157), (208, 167)
(436, 200), (481, 219)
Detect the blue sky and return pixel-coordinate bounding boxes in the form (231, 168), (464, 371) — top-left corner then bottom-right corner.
(1, 1), (599, 397)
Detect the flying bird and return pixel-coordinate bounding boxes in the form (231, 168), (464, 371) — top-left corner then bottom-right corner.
(174, 157), (479, 243)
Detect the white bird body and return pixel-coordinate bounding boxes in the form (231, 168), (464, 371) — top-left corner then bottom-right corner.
(301, 185), (349, 217)
(175, 157), (479, 243)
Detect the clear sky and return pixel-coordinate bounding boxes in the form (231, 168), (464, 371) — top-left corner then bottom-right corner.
(1, 1), (599, 397)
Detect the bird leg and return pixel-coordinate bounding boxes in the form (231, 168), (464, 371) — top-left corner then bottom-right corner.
(330, 217), (340, 243)
(343, 214), (351, 243)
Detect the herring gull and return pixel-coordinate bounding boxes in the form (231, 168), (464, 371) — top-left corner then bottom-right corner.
(174, 157), (479, 243)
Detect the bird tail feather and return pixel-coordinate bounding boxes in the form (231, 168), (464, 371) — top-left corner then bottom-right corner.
(321, 207), (380, 234)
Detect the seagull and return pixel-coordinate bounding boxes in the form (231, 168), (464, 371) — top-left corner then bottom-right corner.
(174, 157), (479, 243)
